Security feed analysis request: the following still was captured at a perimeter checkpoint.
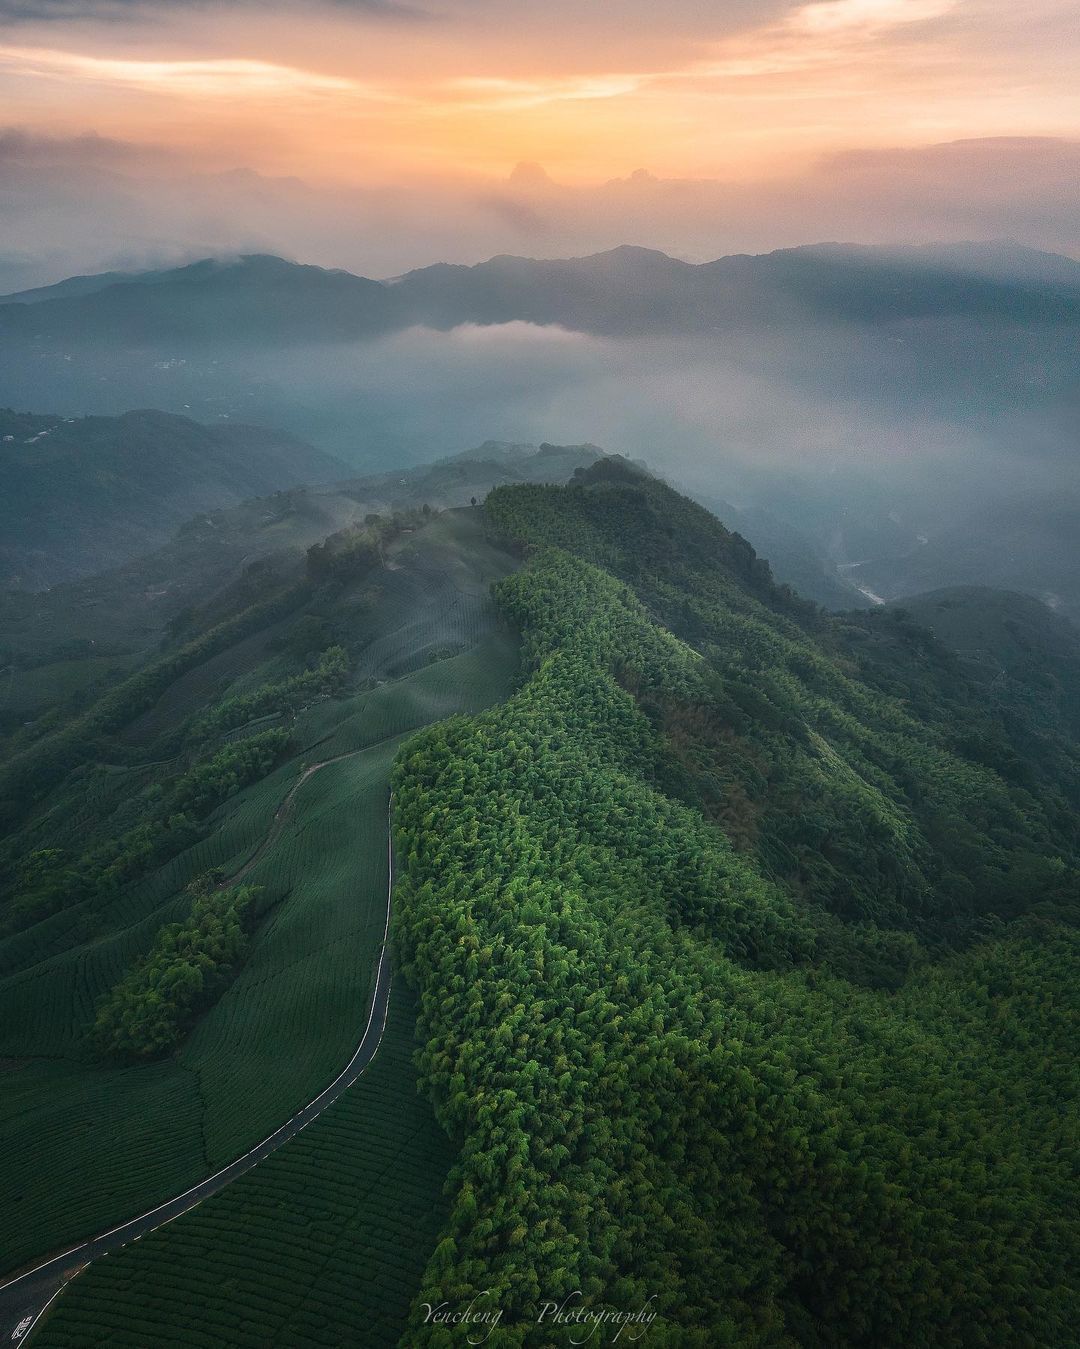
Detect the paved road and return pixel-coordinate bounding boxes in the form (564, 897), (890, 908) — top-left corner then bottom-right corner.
(0, 778), (396, 1346)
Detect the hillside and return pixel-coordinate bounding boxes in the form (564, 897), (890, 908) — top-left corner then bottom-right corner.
(689, 490), (873, 611)
(0, 506), (521, 1316)
(848, 489), (1080, 625)
(887, 585), (1080, 736)
(0, 270), (146, 307)
(0, 255), (394, 346)
(16, 460), (1080, 1346)
(0, 439), (603, 737)
(0, 409), (344, 589)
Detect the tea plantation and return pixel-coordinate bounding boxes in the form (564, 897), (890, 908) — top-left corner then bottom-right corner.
(0, 509), (519, 1283)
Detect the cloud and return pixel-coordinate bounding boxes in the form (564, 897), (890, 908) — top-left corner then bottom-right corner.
(0, 0), (1072, 188)
(0, 43), (392, 98)
(0, 124), (164, 163)
(447, 73), (647, 111)
(693, 0), (959, 78)
(806, 136), (1080, 241)
(791, 0), (955, 35)
(441, 320), (590, 345)
(0, 0), (429, 21)
(423, 0), (962, 112)
(1, 131), (1078, 297)
(473, 192), (552, 236)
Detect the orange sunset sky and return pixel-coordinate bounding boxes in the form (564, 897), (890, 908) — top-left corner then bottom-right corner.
(1, 0), (1077, 185)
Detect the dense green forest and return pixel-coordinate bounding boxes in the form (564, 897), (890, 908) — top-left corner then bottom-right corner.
(390, 462), (1079, 1344)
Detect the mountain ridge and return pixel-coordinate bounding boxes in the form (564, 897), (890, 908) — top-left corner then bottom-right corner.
(3, 240), (1079, 346)
(5, 238), (1078, 309)
(0, 460), (1077, 1345)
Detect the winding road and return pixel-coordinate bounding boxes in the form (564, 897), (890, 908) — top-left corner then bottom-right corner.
(0, 762), (397, 1346)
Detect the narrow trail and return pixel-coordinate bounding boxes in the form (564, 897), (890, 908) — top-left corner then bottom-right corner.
(0, 751), (398, 1346)
(226, 735), (397, 887)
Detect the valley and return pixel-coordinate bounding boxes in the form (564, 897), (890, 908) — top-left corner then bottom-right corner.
(4, 242), (1077, 622)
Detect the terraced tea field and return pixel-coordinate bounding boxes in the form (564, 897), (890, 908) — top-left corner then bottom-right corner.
(0, 509), (519, 1301)
(33, 983), (453, 1349)
(0, 655), (134, 726)
(120, 619), (298, 747)
(0, 723), (400, 1275)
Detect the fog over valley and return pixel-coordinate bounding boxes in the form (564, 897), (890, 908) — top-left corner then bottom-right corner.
(3, 129), (1080, 294)
(2, 239), (1078, 617)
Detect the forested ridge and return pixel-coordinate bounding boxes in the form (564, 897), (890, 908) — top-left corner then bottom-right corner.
(392, 463), (1080, 1345)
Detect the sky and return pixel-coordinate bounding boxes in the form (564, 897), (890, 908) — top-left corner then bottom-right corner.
(0, 0), (1078, 284)
(1, 0), (1078, 183)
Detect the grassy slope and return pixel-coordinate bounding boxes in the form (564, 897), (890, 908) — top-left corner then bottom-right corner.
(0, 509), (519, 1283)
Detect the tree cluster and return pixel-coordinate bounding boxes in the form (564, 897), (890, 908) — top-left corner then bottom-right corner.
(92, 880), (259, 1060)
(188, 645), (348, 744)
(3, 729), (287, 937)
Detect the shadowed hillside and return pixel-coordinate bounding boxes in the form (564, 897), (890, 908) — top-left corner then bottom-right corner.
(0, 409), (344, 589)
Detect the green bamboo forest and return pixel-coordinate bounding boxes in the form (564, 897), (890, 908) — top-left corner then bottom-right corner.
(91, 880), (261, 1060)
(392, 462), (1079, 1345)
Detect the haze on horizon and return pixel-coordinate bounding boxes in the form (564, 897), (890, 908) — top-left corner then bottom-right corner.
(1, 0), (1079, 289)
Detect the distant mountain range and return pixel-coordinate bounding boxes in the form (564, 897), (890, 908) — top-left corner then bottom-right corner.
(2, 241), (1079, 346)
(0, 409), (344, 589)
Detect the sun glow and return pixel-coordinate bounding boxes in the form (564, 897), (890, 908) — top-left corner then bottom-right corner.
(0, 0), (1076, 183)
